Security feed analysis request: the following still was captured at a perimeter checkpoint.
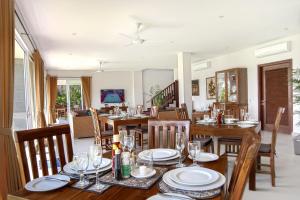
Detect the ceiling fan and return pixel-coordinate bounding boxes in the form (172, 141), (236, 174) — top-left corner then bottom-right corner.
(120, 22), (146, 46)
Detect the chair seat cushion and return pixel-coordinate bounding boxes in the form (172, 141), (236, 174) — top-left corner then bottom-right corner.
(259, 143), (271, 153)
(193, 137), (213, 147)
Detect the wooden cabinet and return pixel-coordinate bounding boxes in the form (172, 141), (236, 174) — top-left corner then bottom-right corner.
(214, 68), (248, 119)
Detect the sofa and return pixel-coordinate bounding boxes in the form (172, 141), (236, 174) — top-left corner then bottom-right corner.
(72, 110), (94, 139)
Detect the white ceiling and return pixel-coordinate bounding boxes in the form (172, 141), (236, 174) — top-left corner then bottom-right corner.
(16, 0), (300, 71)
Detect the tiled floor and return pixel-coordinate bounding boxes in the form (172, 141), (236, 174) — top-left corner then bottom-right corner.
(73, 132), (300, 199)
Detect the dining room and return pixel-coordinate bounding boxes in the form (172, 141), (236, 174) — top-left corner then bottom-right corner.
(1, 0), (300, 200)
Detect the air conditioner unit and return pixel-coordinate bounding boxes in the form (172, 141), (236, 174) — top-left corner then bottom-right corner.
(192, 60), (211, 71)
(254, 41), (291, 58)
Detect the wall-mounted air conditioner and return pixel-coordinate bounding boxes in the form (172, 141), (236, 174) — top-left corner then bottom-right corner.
(192, 60), (211, 71)
(254, 41), (291, 58)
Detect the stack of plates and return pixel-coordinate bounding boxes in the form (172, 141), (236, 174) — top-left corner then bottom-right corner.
(162, 166), (226, 192)
(63, 158), (112, 175)
(138, 149), (179, 162)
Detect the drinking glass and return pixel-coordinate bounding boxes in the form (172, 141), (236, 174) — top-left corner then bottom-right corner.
(203, 114), (209, 121)
(188, 142), (199, 166)
(89, 145), (103, 190)
(124, 135), (135, 153)
(76, 152), (89, 186)
(175, 132), (186, 168)
(119, 130), (127, 151)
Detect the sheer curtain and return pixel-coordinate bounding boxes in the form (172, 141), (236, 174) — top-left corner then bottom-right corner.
(46, 75), (57, 124)
(81, 76), (92, 109)
(0, 0), (23, 198)
(33, 50), (46, 128)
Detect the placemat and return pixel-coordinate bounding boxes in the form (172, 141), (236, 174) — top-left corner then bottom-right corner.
(138, 155), (186, 166)
(99, 167), (168, 189)
(158, 180), (222, 199)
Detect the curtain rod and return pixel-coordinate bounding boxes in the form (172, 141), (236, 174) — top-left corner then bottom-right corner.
(15, 10), (37, 50)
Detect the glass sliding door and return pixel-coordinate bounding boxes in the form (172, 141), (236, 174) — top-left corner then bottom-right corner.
(56, 79), (82, 121)
(13, 32), (36, 130)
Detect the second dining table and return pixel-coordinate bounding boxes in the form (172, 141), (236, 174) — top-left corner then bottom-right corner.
(98, 114), (151, 135)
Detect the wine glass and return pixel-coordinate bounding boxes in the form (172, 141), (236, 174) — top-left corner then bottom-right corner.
(188, 142), (199, 166)
(76, 152), (89, 186)
(123, 135), (135, 153)
(175, 132), (186, 168)
(89, 145), (103, 190)
(119, 130), (127, 151)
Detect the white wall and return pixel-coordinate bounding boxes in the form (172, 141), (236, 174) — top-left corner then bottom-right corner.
(142, 69), (174, 108)
(192, 34), (300, 131)
(48, 69), (175, 109)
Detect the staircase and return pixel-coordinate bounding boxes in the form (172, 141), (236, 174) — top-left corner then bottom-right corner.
(151, 80), (179, 109)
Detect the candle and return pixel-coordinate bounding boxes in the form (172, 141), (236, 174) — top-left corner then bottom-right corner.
(139, 166), (147, 175)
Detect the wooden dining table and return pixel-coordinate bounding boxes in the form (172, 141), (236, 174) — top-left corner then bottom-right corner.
(11, 151), (228, 200)
(98, 115), (151, 135)
(191, 122), (261, 191)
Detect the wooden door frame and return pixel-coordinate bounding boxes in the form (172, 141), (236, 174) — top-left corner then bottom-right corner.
(257, 59), (293, 134)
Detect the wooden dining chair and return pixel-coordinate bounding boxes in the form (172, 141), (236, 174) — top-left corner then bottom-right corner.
(15, 125), (73, 183)
(176, 103), (214, 153)
(227, 134), (261, 200)
(256, 107), (285, 187)
(134, 106), (158, 150)
(217, 109), (242, 157)
(148, 120), (190, 149)
(90, 108), (113, 149)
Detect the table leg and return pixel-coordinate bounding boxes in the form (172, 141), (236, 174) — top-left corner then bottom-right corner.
(249, 159), (256, 190)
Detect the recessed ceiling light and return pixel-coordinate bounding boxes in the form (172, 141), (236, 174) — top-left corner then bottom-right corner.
(218, 15), (224, 19)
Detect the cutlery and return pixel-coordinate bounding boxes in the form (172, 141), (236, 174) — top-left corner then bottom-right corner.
(158, 193), (193, 200)
(44, 177), (69, 182)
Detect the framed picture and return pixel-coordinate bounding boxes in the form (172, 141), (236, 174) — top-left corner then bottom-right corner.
(206, 77), (216, 99)
(192, 80), (199, 96)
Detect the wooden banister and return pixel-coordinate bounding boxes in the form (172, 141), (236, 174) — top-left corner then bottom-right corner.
(151, 80), (179, 109)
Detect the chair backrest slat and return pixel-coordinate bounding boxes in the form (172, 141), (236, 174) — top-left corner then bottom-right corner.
(37, 138), (48, 176)
(227, 134), (261, 200)
(272, 107), (285, 153)
(148, 120), (190, 149)
(47, 136), (58, 175)
(18, 142), (30, 182)
(56, 134), (66, 167)
(28, 140), (38, 179)
(16, 125), (73, 183)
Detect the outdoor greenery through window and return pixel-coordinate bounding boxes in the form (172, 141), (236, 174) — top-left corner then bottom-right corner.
(56, 79), (82, 119)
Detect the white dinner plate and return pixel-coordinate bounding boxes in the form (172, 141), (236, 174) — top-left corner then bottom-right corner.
(188, 153), (219, 162)
(63, 159), (112, 175)
(108, 115), (122, 119)
(147, 193), (193, 200)
(196, 119), (216, 125)
(131, 168), (156, 179)
(169, 167), (219, 186)
(163, 167), (226, 191)
(140, 149), (177, 159)
(139, 149), (179, 161)
(25, 175), (70, 192)
(237, 120), (259, 125)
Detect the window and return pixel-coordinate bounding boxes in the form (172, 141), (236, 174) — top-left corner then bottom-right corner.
(56, 79), (82, 119)
(13, 32), (36, 130)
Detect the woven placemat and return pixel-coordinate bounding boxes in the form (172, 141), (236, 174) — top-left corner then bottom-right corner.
(138, 156), (186, 166)
(98, 167), (168, 189)
(158, 180), (222, 199)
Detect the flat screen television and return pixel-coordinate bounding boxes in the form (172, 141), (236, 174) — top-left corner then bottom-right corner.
(101, 89), (125, 103)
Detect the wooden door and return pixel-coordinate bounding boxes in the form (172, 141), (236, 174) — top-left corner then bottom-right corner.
(258, 59), (292, 134)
